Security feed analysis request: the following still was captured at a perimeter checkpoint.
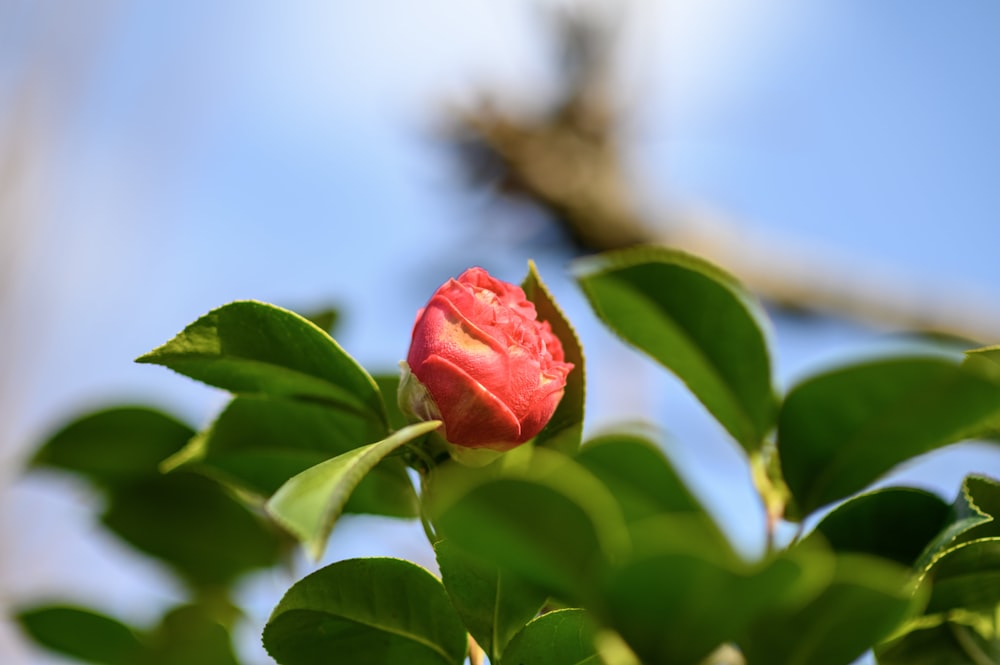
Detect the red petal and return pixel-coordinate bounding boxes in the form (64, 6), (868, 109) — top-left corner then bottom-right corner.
(409, 294), (511, 394)
(417, 354), (522, 450)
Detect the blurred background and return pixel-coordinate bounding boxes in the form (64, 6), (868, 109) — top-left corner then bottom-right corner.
(3, 1), (1000, 663)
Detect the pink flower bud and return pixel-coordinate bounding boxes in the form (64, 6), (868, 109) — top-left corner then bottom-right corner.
(400, 267), (573, 453)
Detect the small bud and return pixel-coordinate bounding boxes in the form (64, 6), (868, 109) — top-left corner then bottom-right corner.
(399, 267), (573, 460)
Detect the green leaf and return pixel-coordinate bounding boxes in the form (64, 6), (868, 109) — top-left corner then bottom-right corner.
(778, 356), (1000, 518)
(923, 537), (1000, 616)
(262, 557), (468, 665)
(17, 606), (143, 665)
(166, 396), (416, 518)
(915, 475), (1000, 571)
(879, 537), (1000, 665)
(574, 246), (776, 452)
(502, 609), (601, 665)
(429, 448), (630, 604)
(373, 372), (409, 432)
(876, 616), (1000, 665)
(960, 349), (1000, 442)
(951, 475), (1000, 542)
(101, 472), (286, 587)
(31, 406), (194, 487)
(740, 553), (922, 665)
(298, 306), (339, 334)
(602, 542), (831, 665)
(144, 605), (240, 665)
(434, 539), (547, 664)
(810, 488), (952, 567)
(522, 260), (586, 454)
(966, 344), (1000, 374)
(29, 406), (285, 588)
(880, 480), (1000, 665)
(265, 421), (439, 559)
(573, 432), (731, 556)
(137, 301), (386, 424)
(573, 431), (707, 523)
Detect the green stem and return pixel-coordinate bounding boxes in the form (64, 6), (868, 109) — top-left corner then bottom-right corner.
(417, 468), (438, 545)
(402, 440), (436, 473)
(749, 450), (784, 554)
(402, 435), (451, 547)
(950, 622), (995, 665)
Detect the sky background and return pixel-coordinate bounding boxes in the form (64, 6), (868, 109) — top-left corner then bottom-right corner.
(3, 2), (1000, 663)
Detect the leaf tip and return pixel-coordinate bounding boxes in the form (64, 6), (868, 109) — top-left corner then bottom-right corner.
(305, 538), (327, 563)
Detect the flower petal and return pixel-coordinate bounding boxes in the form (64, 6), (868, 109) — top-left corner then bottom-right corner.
(417, 354), (522, 450)
(409, 294), (511, 393)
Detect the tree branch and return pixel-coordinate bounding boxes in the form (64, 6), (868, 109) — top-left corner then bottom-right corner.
(444, 9), (1000, 344)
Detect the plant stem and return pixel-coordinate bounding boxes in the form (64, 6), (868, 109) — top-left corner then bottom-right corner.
(950, 622), (995, 665)
(749, 450), (784, 554)
(468, 635), (485, 665)
(417, 468), (438, 545)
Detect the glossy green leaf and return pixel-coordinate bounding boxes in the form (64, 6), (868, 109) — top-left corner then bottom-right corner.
(923, 537), (1000, 616)
(31, 406), (194, 487)
(137, 301), (386, 424)
(879, 480), (1000, 664)
(101, 473), (286, 587)
(143, 605), (240, 665)
(429, 449), (629, 604)
(810, 488), (951, 567)
(574, 432), (731, 556)
(879, 537), (1000, 665)
(299, 306), (339, 334)
(574, 432), (706, 523)
(166, 396), (416, 518)
(740, 554), (922, 665)
(17, 606), (143, 665)
(434, 539), (547, 664)
(574, 246), (776, 452)
(373, 373), (409, 431)
(915, 475), (1000, 571)
(29, 405), (285, 588)
(602, 542), (831, 665)
(950, 475), (1000, 542)
(266, 421), (439, 559)
(778, 356), (1000, 518)
(262, 557), (467, 665)
(966, 344), (1000, 373)
(959, 349), (1000, 442)
(502, 609), (601, 665)
(876, 616), (1000, 665)
(522, 260), (586, 454)
(438, 478), (607, 601)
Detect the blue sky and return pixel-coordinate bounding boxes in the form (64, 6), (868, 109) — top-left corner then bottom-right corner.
(3, 2), (1000, 663)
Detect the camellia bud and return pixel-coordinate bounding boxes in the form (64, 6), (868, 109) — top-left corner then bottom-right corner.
(399, 267), (573, 462)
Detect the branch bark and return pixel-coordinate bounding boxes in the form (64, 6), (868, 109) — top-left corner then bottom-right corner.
(449, 88), (1000, 345)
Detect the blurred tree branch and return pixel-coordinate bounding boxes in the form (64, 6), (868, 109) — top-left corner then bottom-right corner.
(0, 2), (122, 466)
(445, 8), (1000, 344)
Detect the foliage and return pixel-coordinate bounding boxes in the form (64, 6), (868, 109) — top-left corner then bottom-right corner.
(16, 247), (1000, 664)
